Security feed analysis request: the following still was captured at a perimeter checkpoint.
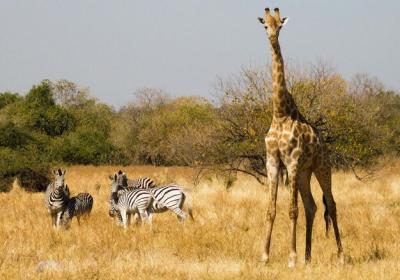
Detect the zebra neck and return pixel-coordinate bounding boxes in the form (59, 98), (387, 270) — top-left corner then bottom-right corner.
(111, 192), (119, 204)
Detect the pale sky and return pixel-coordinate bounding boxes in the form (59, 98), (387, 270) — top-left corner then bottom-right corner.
(1, 1), (399, 107)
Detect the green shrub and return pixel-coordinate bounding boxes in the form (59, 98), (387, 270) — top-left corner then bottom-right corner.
(17, 168), (51, 192)
(0, 176), (14, 192)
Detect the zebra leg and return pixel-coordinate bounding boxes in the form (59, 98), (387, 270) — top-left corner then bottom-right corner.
(56, 211), (63, 228)
(51, 213), (57, 228)
(120, 210), (128, 229)
(169, 206), (187, 222)
(127, 213), (132, 226)
(138, 210), (150, 225)
(116, 211), (124, 226)
(64, 218), (71, 230)
(133, 213), (141, 225)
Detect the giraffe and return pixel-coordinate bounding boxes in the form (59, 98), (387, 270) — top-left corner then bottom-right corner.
(257, 8), (344, 267)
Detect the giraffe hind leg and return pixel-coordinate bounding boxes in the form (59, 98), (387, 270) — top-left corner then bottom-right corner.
(298, 169), (316, 263)
(314, 163), (344, 262)
(322, 195), (331, 237)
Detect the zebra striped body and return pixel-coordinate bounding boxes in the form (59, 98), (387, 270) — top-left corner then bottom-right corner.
(61, 193), (93, 229)
(44, 169), (70, 228)
(147, 184), (194, 221)
(116, 178), (155, 196)
(126, 177), (156, 189)
(109, 189), (153, 228)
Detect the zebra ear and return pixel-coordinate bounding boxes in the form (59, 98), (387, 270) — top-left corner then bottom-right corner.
(114, 174), (118, 181)
(62, 169), (67, 176)
(57, 169), (62, 176)
(118, 170), (123, 175)
(108, 175), (114, 181)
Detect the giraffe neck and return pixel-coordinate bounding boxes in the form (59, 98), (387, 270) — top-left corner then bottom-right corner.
(269, 36), (293, 119)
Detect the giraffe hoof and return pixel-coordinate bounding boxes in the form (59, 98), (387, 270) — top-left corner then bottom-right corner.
(288, 254), (297, 268)
(338, 253), (345, 265)
(259, 253), (269, 264)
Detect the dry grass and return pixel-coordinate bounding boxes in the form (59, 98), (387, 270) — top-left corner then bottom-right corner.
(1, 163), (400, 279)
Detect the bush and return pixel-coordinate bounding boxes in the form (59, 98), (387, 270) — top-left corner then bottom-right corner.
(6, 80), (75, 136)
(0, 123), (31, 149)
(0, 92), (20, 109)
(0, 176), (14, 192)
(49, 128), (117, 165)
(17, 168), (51, 192)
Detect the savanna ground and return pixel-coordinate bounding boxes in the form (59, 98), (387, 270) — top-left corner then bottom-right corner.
(1, 162), (400, 279)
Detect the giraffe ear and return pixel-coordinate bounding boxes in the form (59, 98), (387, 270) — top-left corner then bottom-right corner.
(281, 17), (289, 27)
(258, 17), (265, 24)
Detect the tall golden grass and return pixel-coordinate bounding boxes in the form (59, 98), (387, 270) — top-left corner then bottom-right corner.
(1, 162), (400, 279)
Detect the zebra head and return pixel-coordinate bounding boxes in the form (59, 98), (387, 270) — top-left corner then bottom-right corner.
(53, 169), (68, 194)
(116, 170), (128, 188)
(108, 173), (119, 217)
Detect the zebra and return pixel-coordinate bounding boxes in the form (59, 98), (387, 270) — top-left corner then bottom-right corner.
(61, 193), (94, 229)
(108, 174), (153, 228)
(112, 172), (194, 223)
(109, 173), (194, 226)
(44, 169), (70, 228)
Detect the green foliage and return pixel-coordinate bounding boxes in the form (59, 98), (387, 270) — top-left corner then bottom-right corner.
(6, 80), (75, 136)
(0, 92), (20, 109)
(0, 123), (31, 149)
(0, 80), (121, 190)
(49, 128), (117, 165)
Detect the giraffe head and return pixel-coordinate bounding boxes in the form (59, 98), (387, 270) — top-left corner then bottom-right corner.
(258, 8), (289, 39)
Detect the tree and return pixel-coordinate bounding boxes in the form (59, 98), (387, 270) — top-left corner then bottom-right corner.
(0, 92), (20, 109)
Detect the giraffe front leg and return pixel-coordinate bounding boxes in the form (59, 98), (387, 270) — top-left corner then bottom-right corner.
(287, 164), (299, 268)
(261, 155), (280, 264)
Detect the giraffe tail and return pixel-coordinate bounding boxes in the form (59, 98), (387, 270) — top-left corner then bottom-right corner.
(322, 195), (331, 237)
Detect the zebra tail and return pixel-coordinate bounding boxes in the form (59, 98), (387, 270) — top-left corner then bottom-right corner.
(182, 188), (194, 221)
